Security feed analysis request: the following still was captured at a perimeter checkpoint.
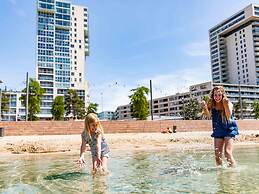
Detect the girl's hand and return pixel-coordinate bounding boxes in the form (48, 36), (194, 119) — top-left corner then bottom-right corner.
(96, 157), (102, 167)
(222, 97), (229, 105)
(201, 100), (207, 108)
(77, 157), (86, 168)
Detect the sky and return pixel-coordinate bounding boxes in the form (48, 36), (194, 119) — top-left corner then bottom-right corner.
(0, 0), (257, 112)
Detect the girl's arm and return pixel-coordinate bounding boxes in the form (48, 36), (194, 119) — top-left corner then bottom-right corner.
(201, 100), (211, 118)
(78, 134), (87, 168)
(79, 135), (87, 158)
(223, 98), (233, 119)
(96, 133), (102, 160)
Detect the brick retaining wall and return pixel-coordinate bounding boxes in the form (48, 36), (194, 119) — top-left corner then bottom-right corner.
(0, 120), (258, 136)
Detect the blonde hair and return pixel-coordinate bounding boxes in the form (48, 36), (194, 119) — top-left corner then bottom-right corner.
(84, 113), (104, 139)
(207, 86), (230, 121)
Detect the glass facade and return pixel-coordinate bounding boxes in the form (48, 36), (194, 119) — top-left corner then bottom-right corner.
(37, 0), (72, 115)
(209, 10), (245, 83)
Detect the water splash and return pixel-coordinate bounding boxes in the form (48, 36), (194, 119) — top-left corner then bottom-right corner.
(160, 155), (217, 176)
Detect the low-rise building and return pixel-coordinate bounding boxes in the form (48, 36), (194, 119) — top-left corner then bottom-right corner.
(98, 111), (115, 120)
(115, 81), (259, 120)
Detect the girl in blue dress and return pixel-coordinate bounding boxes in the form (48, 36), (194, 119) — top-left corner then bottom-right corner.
(201, 86), (239, 167)
(77, 113), (110, 174)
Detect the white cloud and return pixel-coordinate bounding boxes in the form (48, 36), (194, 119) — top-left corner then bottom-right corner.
(183, 41), (209, 57)
(88, 80), (134, 112)
(89, 64), (211, 112)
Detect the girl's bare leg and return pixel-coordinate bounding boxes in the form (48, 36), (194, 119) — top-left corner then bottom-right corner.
(214, 138), (224, 166)
(224, 137), (236, 167)
(101, 157), (108, 172)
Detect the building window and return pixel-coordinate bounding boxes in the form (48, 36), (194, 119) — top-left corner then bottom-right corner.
(74, 61), (77, 65)
(79, 73), (81, 76)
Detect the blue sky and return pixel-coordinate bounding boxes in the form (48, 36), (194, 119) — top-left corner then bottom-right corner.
(0, 0), (257, 111)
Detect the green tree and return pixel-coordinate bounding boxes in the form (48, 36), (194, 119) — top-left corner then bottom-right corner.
(51, 96), (65, 120)
(233, 99), (248, 119)
(252, 100), (259, 119)
(182, 98), (202, 120)
(19, 79), (45, 121)
(1, 92), (10, 118)
(129, 86), (149, 120)
(64, 89), (86, 119)
(87, 103), (98, 115)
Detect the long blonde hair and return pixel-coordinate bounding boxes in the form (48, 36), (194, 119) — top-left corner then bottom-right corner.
(84, 113), (104, 139)
(207, 86), (230, 121)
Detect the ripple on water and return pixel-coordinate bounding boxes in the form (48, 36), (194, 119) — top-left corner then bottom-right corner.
(2, 183), (40, 194)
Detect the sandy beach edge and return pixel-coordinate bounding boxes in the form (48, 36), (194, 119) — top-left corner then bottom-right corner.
(0, 130), (259, 156)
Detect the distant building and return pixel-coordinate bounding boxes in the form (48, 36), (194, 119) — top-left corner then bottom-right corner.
(98, 111), (115, 120)
(36, 0), (90, 119)
(115, 82), (259, 120)
(0, 91), (25, 121)
(209, 4), (259, 85)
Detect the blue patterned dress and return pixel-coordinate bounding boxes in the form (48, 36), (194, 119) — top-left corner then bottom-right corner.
(211, 108), (239, 138)
(81, 129), (110, 158)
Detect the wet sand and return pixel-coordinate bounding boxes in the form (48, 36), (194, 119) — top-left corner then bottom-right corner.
(0, 130), (259, 155)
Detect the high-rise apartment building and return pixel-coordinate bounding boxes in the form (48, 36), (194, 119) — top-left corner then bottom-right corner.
(209, 4), (259, 85)
(36, 0), (89, 118)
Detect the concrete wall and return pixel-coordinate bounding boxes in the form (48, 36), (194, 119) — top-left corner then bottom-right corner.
(0, 120), (258, 136)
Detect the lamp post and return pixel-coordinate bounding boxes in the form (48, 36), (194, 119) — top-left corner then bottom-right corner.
(100, 92), (103, 112)
(238, 82), (243, 119)
(150, 80), (153, 120)
(25, 72), (29, 121)
(0, 80), (3, 121)
(181, 97), (185, 120)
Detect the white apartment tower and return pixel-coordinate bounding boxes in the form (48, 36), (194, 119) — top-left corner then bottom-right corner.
(209, 4), (259, 85)
(36, 0), (89, 118)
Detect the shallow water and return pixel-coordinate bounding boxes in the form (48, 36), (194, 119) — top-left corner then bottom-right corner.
(0, 147), (259, 193)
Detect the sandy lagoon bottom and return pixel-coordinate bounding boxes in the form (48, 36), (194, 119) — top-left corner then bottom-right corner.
(0, 146), (259, 194)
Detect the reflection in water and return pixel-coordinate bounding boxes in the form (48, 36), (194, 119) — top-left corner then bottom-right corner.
(92, 174), (109, 194)
(216, 169), (240, 194)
